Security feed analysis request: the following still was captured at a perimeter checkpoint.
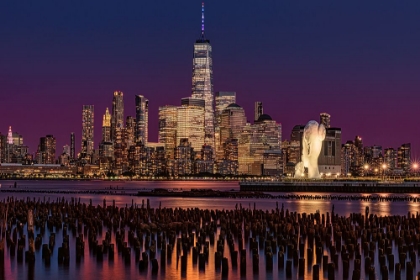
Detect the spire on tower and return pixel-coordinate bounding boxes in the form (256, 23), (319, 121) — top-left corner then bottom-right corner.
(201, 2), (205, 38)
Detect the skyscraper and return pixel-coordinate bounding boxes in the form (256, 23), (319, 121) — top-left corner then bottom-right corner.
(81, 105), (94, 160)
(254, 102), (263, 122)
(177, 98), (205, 154)
(215, 92), (236, 126)
(111, 91), (124, 141)
(70, 132), (75, 161)
(37, 135), (56, 164)
(320, 112), (331, 129)
(398, 143), (411, 172)
(126, 116), (136, 147)
(135, 95), (149, 145)
(102, 108), (111, 142)
(158, 105), (178, 159)
(219, 103), (246, 147)
(191, 2), (214, 148)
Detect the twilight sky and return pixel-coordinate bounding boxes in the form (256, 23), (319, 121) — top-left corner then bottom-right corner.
(1, 1), (420, 157)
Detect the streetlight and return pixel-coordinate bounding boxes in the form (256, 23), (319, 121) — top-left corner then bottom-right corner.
(412, 163), (419, 178)
(382, 164), (387, 181)
(364, 164), (369, 177)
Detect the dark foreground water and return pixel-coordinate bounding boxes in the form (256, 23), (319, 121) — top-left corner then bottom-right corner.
(1, 180), (420, 280)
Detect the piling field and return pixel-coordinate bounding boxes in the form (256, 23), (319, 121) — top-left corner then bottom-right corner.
(0, 197), (420, 279)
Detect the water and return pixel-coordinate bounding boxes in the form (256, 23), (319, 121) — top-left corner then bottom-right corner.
(1, 180), (420, 280)
(1, 180), (420, 216)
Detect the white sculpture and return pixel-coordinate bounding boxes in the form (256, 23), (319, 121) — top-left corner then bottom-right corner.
(294, 120), (326, 179)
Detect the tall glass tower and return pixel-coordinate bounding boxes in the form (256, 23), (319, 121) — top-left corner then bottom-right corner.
(111, 91), (124, 141)
(192, 2), (214, 148)
(135, 95), (149, 145)
(81, 105), (94, 159)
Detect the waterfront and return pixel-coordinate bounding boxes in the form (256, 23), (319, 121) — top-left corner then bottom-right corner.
(1, 181), (420, 279)
(2, 180), (420, 216)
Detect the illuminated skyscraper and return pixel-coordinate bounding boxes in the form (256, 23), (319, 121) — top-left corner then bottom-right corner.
(215, 92), (236, 126)
(111, 91), (124, 141)
(70, 132), (75, 161)
(398, 143), (411, 172)
(215, 92), (236, 161)
(37, 135), (56, 164)
(320, 112), (331, 129)
(254, 102), (263, 122)
(158, 105), (178, 159)
(102, 108), (111, 142)
(81, 105), (94, 160)
(7, 126), (13, 145)
(126, 116), (136, 147)
(219, 103), (246, 148)
(191, 2), (214, 148)
(177, 98), (205, 155)
(135, 95), (148, 145)
(99, 109), (114, 162)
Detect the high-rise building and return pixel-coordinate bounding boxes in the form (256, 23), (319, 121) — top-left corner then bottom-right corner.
(4, 126), (27, 163)
(63, 145), (70, 155)
(320, 113), (331, 129)
(0, 132), (5, 163)
(238, 114), (282, 175)
(135, 95), (149, 145)
(177, 98), (205, 155)
(384, 148), (397, 170)
(126, 116), (136, 147)
(191, 2), (214, 148)
(37, 135), (56, 164)
(319, 127), (342, 175)
(7, 126), (13, 145)
(219, 103), (246, 149)
(111, 91), (124, 141)
(158, 105), (178, 160)
(397, 143), (411, 172)
(254, 102), (263, 122)
(102, 108), (111, 142)
(215, 92), (236, 126)
(70, 132), (75, 161)
(81, 105), (94, 160)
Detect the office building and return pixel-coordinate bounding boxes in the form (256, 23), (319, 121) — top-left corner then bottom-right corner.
(135, 95), (148, 145)
(318, 127), (342, 175)
(254, 102), (263, 122)
(176, 98), (205, 155)
(70, 132), (75, 161)
(111, 91), (124, 141)
(102, 108), (111, 142)
(398, 143), (411, 172)
(158, 105), (178, 160)
(191, 2), (214, 148)
(81, 105), (94, 160)
(37, 135), (56, 164)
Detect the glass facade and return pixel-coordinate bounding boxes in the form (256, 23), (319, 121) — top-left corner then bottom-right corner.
(192, 41), (214, 148)
(176, 98), (205, 156)
(158, 105), (178, 160)
(81, 105), (94, 159)
(111, 91), (124, 141)
(135, 95), (148, 145)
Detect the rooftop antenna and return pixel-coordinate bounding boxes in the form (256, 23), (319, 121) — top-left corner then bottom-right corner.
(201, 2), (205, 39)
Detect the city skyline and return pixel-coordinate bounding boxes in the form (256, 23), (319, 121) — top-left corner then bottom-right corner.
(1, 1), (420, 156)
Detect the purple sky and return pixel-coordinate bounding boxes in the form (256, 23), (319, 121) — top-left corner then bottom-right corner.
(1, 1), (420, 157)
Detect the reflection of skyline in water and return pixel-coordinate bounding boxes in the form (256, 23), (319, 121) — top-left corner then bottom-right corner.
(1, 180), (420, 216)
(1, 181), (420, 279)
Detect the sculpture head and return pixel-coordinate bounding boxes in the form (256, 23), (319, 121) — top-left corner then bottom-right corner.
(295, 120), (326, 179)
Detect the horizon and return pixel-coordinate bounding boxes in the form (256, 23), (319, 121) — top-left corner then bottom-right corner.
(1, 1), (419, 157)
